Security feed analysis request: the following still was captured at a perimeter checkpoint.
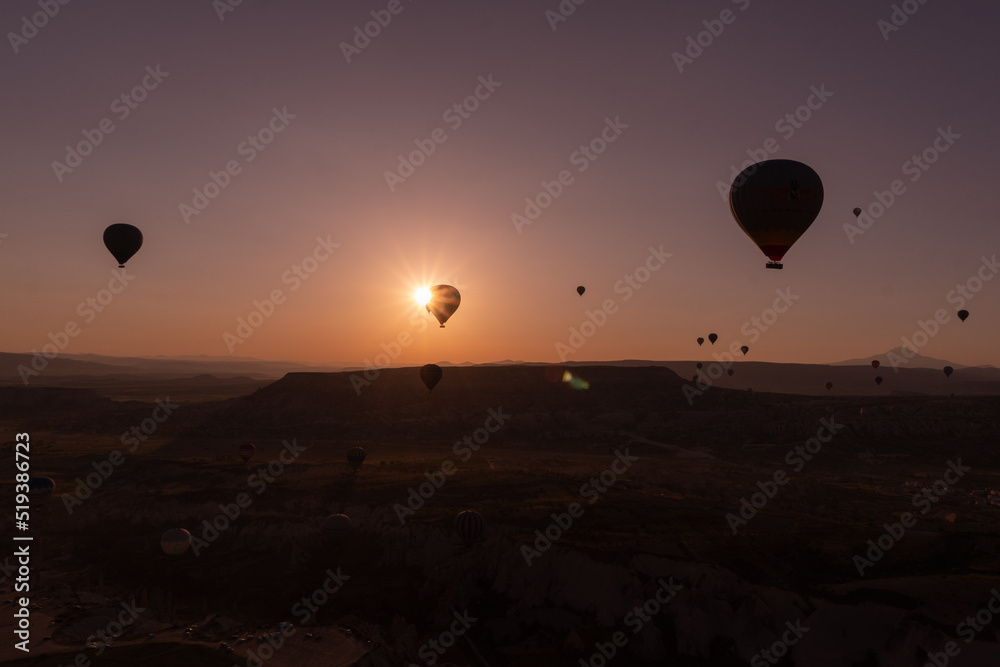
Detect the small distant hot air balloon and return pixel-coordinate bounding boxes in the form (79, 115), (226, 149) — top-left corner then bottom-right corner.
(943, 366), (954, 378)
(825, 382), (833, 390)
(455, 510), (484, 546)
(696, 337), (705, 346)
(426, 285), (460, 327)
(853, 207), (862, 217)
(161, 529), (191, 555)
(727, 368), (734, 377)
(692, 374), (698, 381)
(238, 443), (255, 464)
(28, 476), (55, 503)
(957, 310), (969, 322)
(708, 333), (718, 344)
(103, 224), (143, 268)
(696, 363), (703, 369)
(577, 286), (585, 296)
(740, 346), (749, 355)
(871, 360), (880, 370)
(875, 376), (883, 385)
(420, 364), (442, 392)
(322, 514), (353, 535)
(729, 160), (824, 269)
(346, 447), (366, 472)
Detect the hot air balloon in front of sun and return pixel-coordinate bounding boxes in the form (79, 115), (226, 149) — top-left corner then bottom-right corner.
(729, 160), (824, 269)
(425, 285), (461, 327)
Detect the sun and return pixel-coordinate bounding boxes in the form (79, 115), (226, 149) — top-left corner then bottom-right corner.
(414, 286), (432, 307)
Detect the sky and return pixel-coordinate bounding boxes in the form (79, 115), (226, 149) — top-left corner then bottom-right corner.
(2, 0), (998, 368)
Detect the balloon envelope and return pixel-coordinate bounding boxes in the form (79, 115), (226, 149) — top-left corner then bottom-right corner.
(727, 368), (734, 377)
(740, 346), (749, 355)
(576, 286), (585, 296)
(875, 376), (883, 385)
(696, 337), (704, 346)
(161, 529), (191, 555)
(346, 446), (366, 471)
(696, 363), (702, 369)
(825, 382), (833, 390)
(871, 360), (880, 369)
(238, 443), (255, 464)
(426, 285), (460, 327)
(103, 224), (143, 267)
(958, 310), (969, 322)
(420, 364), (442, 392)
(708, 333), (718, 344)
(455, 510), (484, 546)
(323, 514), (353, 535)
(943, 366), (954, 377)
(729, 160), (824, 267)
(853, 207), (862, 217)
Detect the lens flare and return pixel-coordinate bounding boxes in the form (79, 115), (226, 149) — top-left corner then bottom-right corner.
(414, 286), (432, 306)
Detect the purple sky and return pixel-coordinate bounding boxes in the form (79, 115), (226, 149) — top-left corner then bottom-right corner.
(2, 0), (998, 368)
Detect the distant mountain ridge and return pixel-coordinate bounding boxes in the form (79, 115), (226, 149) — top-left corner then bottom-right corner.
(831, 347), (969, 370)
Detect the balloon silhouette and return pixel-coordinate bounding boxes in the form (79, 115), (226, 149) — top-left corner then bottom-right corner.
(727, 368), (734, 377)
(420, 364), (442, 392)
(455, 510), (484, 546)
(103, 224), (143, 268)
(740, 346), (749, 355)
(28, 476), (55, 502)
(696, 337), (704, 346)
(323, 514), (353, 534)
(871, 360), (880, 370)
(708, 333), (718, 344)
(346, 446), (366, 472)
(825, 382), (833, 390)
(729, 160), (824, 269)
(577, 286), (585, 296)
(853, 207), (862, 217)
(875, 376), (883, 385)
(238, 443), (255, 464)
(957, 310), (969, 322)
(943, 366), (954, 378)
(426, 285), (460, 327)
(161, 529), (191, 555)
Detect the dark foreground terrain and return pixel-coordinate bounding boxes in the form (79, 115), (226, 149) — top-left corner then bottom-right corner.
(2, 365), (999, 666)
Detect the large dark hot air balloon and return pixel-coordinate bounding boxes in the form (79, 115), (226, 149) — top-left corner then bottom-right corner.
(420, 364), (442, 392)
(161, 529), (191, 555)
(871, 360), (880, 370)
(729, 160), (824, 269)
(875, 376), (883, 385)
(426, 285), (460, 327)
(577, 286), (585, 296)
(28, 476), (55, 503)
(696, 337), (704, 346)
(455, 510), (484, 546)
(740, 346), (749, 355)
(238, 443), (255, 464)
(957, 310), (969, 322)
(708, 333), (718, 344)
(103, 224), (143, 268)
(825, 382), (833, 390)
(943, 366), (954, 378)
(346, 447), (366, 472)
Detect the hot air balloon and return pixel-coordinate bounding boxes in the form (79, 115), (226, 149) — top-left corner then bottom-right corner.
(825, 382), (833, 390)
(853, 207), (862, 217)
(455, 510), (484, 546)
(727, 368), (734, 377)
(238, 443), (255, 464)
(729, 160), (824, 269)
(740, 346), (749, 355)
(871, 360), (880, 370)
(426, 285), (460, 327)
(957, 310), (969, 322)
(322, 514), (353, 534)
(420, 364), (442, 392)
(161, 529), (191, 555)
(708, 333), (718, 344)
(103, 224), (143, 268)
(875, 376), (883, 385)
(696, 363), (703, 369)
(346, 447), (366, 472)
(696, 337), (704, 346)
(28, 476), (55, 502)
(577, 286), (585, 296)
(943, 366), (954, 378)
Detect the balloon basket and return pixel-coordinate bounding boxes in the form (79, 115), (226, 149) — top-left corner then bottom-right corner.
(766, 261), (783, 269)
